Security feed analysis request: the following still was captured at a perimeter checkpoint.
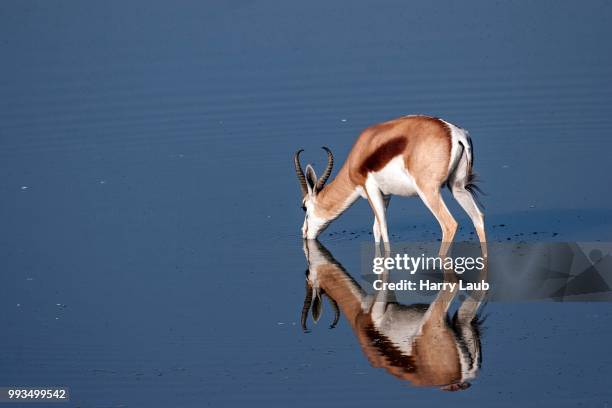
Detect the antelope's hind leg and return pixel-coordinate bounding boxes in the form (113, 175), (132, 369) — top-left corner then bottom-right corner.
(449, 153), (487, 257)
(452, 185), (487, 257)
(417, 185), (458, 257)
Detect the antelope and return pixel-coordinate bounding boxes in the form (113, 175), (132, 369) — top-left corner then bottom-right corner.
(294, 115), (486, 256)
(301, 239), (487, 390)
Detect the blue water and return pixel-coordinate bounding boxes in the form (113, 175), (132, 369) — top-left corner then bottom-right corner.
(1, 0), (612, 406)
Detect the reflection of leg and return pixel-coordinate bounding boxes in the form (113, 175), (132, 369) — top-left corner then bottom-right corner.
(452, 186), (487, 258)
(371, 249), (391, 322)
(424, 248), (460, 321)
(417, 186), (457, 257)
(458, 260), (488, 321)
(426, 266), (459, 320)
(373, 241), (390, 260)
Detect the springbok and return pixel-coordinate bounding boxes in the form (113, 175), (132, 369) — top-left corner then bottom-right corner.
(294, 115), (486, 256)
(301, 239), (487, 390)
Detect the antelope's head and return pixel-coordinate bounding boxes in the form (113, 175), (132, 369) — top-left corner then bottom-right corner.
(294, 147), (334, 239)
(300, 239), (343, 332)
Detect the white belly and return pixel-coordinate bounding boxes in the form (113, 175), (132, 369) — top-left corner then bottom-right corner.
(370, 155), (417, 196)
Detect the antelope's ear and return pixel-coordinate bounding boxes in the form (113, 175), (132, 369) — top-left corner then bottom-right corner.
(305, 165), (318, 196)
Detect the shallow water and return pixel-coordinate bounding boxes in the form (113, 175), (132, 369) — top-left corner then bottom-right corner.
(1, 1), (612, 406)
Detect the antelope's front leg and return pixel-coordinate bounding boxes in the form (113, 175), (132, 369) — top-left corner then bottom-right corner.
(372, 195), (391, 243)
(373, 218), (382, 242)
(365, 181), (390, 250)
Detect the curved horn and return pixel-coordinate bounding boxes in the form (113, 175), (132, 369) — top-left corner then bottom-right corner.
(312, 289), (322, 323)
(328, 296), (340, 329)
(315, 146), (334, 191)
(301, 279), (313, 332)
(294, 149), (308, 196)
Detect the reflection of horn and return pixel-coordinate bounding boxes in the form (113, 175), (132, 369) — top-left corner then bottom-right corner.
(312, 289), (322, 323)
(301, 280), (312, 332)
(328, 296), (340, 329)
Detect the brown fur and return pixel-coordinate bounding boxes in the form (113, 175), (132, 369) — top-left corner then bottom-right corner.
(348, 115), (452, 186)
(304, 241), (478, 388)
(308, 115), (487, 254)
(314, 116), (453, 220)
(313, 165), (356, 219)
(353, 314), (463, 387)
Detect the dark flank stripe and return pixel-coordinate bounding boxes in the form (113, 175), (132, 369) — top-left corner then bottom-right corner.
(358, 137), (407, 176)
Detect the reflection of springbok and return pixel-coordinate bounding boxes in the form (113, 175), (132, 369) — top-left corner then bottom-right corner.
(301, 240), (487, 391)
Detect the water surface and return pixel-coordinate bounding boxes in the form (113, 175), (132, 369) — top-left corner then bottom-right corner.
(1, 1), (612, 406)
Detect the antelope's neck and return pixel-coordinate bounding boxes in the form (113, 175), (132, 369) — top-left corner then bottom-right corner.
(315, 166), (359, 221)
(315, 264), (365, 324)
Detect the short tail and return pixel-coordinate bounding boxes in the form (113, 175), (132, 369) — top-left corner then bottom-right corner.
(455, 132), (485, 208)
(464, 166), (484, 202)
